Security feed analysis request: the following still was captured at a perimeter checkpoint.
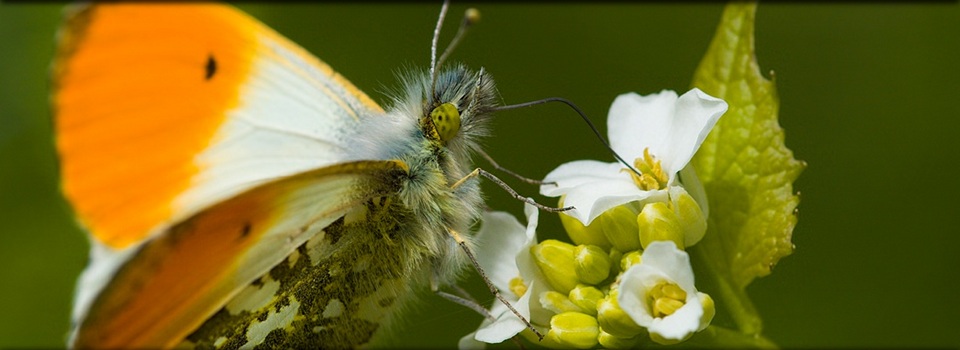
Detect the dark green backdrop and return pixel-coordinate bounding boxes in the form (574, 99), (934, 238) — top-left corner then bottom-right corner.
(1, 3), (958, 349)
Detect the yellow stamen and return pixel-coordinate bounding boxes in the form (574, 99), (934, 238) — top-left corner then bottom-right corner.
(648, 282), (687, 318)
(509, 276), (528, 298)
(660, 283), (687, 300)
(653, 297), (686, 318)
(623, 148), (669, 191)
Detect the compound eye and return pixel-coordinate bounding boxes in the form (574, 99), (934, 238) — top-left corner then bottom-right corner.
(429, 102), (461, 144)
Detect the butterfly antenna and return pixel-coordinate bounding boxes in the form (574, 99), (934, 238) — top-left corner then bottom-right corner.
(437, 8), (481, 72)
(493, 98), (643, 177)
(429, 0), (451, 96)
(431, 4), (481, 99)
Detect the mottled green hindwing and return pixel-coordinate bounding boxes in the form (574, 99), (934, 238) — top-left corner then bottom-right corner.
(183, 196), (426, 349)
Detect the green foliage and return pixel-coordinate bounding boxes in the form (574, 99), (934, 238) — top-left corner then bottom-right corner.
(689, 1), (805, 336)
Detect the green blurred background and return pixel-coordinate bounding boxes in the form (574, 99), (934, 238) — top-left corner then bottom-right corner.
(1, 3), (958, 349)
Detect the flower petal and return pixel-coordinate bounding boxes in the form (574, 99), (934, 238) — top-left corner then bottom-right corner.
(474, 295), (529, 343)
(474, 280), (552, 343)
(648, 298), (703, 341)
(541, 160), (655, 225)
(607, 90), (679, 159)
(475, 210), (528, 292)
(523, 203), (541, 244)
(639, 241), (697, 292)
(677, 164), (709, 218)
(541, 160), (632, 194)
(458, 331), (486, 350)
(657, 88), (727, 178)
(617, 241), (703, 340)
(516, 204), (556, 325)
(617, 264), (665, 327)
(465, 205), (557, 346)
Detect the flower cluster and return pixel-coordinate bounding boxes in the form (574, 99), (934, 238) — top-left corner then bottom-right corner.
(463, 89), (727, 349)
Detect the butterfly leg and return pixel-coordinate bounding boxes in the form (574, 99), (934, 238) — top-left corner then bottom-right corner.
(433, 285), (530, 349)
(451, 168), (573, 213)
(435, 290), (496, 322)
(477, 149), (555, 186)
(430, 269), (494, 321)
(445, 227), (545, 341)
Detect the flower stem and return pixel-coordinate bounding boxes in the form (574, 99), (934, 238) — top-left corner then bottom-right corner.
(690, 244), (763, 335)
(685, 325), (778, 349)
(714, 270), (763, 335)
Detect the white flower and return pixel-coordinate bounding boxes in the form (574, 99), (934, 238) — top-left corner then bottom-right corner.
(459, 204), (554, 349)
(540, 88), (726, 227)
(617, 241), (712, 344)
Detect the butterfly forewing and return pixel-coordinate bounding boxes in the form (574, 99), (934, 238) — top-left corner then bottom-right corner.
(53, 3), (382, 251)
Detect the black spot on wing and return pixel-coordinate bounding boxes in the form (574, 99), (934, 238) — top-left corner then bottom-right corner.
(205, 54), (217, 80)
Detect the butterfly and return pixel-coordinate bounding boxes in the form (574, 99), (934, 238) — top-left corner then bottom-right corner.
(52, 3), (535, 348)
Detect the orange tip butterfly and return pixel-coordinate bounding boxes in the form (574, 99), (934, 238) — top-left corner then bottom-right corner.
(52, 3), (517, 348)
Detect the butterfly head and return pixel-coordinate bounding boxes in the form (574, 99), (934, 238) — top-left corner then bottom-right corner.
(417, 65), (497, 149)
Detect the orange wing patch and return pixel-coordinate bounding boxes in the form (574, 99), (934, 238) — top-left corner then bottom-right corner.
(73, 181), (279, 348)
(53, 4), (259, 249)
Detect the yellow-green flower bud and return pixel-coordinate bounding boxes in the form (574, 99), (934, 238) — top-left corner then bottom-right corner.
(574, 245), (611, 285)
(596, 290), (645, 338)
(698, 292), (716, 331)
(620, 250), (642, 272)
(598, 327), (643, 348)
(599, 204), (642, 252)
(608, 249), (623, 276)
(545, 312), (599, 349)
(671, 187), (708, 248)
(531, 239), (579, 294)
(569, 284), (604, 316)
(637, 202), (684, 249)
(558, 197), (612, 249)
(541, 290), (584, 314)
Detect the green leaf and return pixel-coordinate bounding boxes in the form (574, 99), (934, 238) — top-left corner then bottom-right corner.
(688, 1), (805, 335)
